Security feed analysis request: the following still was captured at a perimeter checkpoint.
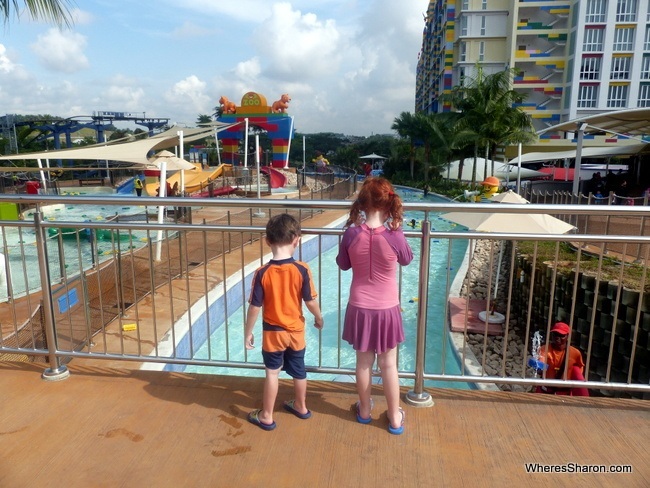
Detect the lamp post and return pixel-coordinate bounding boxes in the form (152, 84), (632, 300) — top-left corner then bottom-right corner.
(253, 134), (265, 218)
(572, 122), (588, 195)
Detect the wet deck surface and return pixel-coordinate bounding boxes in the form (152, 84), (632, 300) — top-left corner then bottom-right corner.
(1, 361), (648, 487)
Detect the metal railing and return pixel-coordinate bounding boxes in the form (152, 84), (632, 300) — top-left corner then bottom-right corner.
(0, 193), (649, 401)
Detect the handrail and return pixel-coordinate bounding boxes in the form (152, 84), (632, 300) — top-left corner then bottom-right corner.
(0, 194), (649, 400)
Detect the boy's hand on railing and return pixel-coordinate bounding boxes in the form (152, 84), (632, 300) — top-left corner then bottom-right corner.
(245, 333), (255, 350)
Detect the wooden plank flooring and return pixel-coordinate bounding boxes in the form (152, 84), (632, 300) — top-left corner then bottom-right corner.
(1, 361), (648, 488)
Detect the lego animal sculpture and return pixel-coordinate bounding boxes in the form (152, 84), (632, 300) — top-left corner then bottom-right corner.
(271, 94), (291, 113)
(219, 96), (236, 114)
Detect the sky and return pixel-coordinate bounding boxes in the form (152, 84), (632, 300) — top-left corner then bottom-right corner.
(0, 0), (430, 137)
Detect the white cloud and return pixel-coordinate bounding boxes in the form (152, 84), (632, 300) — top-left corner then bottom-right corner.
(30, 28), (89, 73)
(253, 3), (341, 79)
(171, 21), (213, 39)
(163, 75), (212, 122)
(103, 85), (145, 111)
(2, 1), (429, 136)
(0, 44), (17, 74)
(233, 57), (261, 81)
(71, 8), (94, 25)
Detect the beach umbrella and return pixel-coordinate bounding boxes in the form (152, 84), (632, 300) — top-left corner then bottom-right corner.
(489, 190), (530, 204)
(442, 201), (574, 235)
(442, 195), (575, 320)
(147, 150), (195, 171)
(147, 150), (196, 261)
(359, 153), (387, 160)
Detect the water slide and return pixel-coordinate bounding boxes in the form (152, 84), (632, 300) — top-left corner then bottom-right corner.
(259, 166), (287, 189)
(144, 164), (232, 196)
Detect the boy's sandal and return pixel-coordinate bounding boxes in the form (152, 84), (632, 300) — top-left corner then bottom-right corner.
(247, 409), (276, 431)
(283, 400), (312, 419)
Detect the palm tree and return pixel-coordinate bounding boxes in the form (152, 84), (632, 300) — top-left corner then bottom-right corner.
(1, 0), (73, 26)
(445, 67), (536, 185)
(196, 114), (212, 125)
(391, 111), (419, 179)
(423, 111), (474, 182)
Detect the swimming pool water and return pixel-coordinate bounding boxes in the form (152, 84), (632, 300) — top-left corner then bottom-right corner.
(1, 194), (149, 298)
(180, 189), (471, 389)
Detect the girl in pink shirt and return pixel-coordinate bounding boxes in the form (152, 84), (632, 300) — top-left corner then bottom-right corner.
(336, 177), (413, 434)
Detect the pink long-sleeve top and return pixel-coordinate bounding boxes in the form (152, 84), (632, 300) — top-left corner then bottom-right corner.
(336, 223), (413, 310)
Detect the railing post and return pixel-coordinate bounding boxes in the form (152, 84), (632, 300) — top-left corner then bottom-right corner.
(406, 219), (434, 407)
(34, 211), (69, 381)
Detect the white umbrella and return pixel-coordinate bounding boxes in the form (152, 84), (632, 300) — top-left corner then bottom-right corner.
(442, 197), (575, 321)
(489, 190), (530, 204)
(359, 153), (387, 160)
(147, 150), (195, 171)
(147, 150), (196, 261)
(443, 209), (575, 235)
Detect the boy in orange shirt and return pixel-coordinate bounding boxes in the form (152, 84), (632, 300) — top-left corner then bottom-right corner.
(245, 214), (324, 430)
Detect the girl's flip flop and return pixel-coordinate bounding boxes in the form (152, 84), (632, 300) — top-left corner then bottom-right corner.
(388, 408), (405, 435)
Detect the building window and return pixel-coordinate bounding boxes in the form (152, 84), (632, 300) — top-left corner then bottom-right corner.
(460, 67), (466, 87)
(638, 83), (650, 106)
(583, 27), (604, 51)
(613, 27), (635, 51)
(580, 56), (602, 80)
(482, 0), (488, 10)
(645, 25), (650, 50)
(480, 16), (486, 36)
(641, 54), (650, 79)
(610, 56), (631, 79)
(460, 42), (466, 62)
(578, 85), (599, 107)
(616, 0), (637, 22)
(479, 41), (485, 61)
(586, 0), (607, 22)
(460, 15), (468, 36)
(462, 0), (469, 10)
(607, 84), (629, 107)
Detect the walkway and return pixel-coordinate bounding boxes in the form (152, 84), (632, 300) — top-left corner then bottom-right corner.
(2, 361), (648, 487)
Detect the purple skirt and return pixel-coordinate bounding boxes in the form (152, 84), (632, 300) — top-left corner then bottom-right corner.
(342, 303), (405, 354)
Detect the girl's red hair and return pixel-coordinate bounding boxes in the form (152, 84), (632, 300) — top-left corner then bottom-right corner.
(345, 177), (404, 230)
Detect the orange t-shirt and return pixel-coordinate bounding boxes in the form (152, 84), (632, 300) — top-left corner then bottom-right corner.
(538, 345), (585, 380)
(248, 257), (317, 332)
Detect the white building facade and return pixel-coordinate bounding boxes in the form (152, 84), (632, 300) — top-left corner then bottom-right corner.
(416, 0), (650, 137)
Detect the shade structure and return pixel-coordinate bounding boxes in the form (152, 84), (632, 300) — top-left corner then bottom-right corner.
(147, 150), (196, 170)
(0, 123), (236, 166)
(442, 157), (546, 182)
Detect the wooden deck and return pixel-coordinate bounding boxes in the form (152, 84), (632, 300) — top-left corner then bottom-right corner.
(1, 361), (648, 487)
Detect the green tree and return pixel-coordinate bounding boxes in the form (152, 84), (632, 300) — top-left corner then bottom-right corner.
(2, 0), (74, 26)
(196, 114), (212, 125)
(391, 111), (421, 179)
(331, 145), (359, 169)
(445, 67), (536, 185)
(424, 111), (469, 181)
